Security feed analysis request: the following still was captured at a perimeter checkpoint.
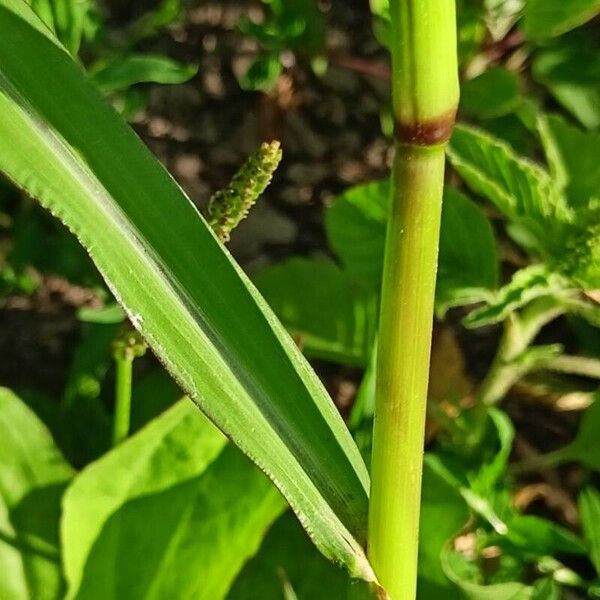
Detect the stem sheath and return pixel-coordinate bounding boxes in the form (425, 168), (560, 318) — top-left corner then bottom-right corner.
(368, 2), (459, 598)
(369, 146), (445, 599)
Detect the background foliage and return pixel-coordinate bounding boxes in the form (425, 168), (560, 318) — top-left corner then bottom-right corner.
(0, 0), (599, 598)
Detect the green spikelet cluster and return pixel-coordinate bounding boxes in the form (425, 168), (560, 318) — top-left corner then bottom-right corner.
(112, 329), (147, 362)
(206, 141), (282, 242)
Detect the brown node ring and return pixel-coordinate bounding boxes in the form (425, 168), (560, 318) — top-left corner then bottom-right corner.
(395, 109), (457, 146)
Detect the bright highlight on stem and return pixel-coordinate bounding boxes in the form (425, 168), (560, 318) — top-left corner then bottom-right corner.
(368, 2), (459, 599)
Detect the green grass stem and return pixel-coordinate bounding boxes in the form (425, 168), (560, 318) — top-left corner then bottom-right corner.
(368, 2), (459, 598)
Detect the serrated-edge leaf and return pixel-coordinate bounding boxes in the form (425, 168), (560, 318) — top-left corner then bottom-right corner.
(463, 265), (571, 328)
(0, 4), (374, 583)
(537, 113), (600, 207)
(448, 123), (573, 259)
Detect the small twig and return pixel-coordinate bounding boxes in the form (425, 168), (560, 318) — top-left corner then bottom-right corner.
(536, 354), (600, 380)
(513, 481), (579, 526)
(512, 446), (574, 474)
(112, 330), (147, 446)
(477, 297), (566, 406)
(328, 53), (391, 81)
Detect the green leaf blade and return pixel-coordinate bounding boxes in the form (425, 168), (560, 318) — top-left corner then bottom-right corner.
(447, 123), (573, 260)
(324, 179), (389, 287)
(460, 68), (521, 120)
(523, 0), (600, 40)
(538, 113), (600, 207)
(437, 188), (499, 316)
(255, 258), (378, 367)
(62, 400), (285, 600)
(324, 179), (499, 316)
(0, 4), (373, 582)
(0, 388), (73, 600)
(531, 31), (600, 130)
(89, 54), (198, 94)
(228, 512), (353, 600)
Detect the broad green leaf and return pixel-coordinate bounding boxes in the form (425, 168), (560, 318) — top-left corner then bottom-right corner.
(464, 265), (571, 328)
(325, 179), (389, 287)
(437, 188), (499, 316)
(538, 114), (600, 207)
(417, 462), (469, 599)
(325, 181), (499, 313)
(238, 54), (282, 92)
(532, 31), (600, 129)
(460, 68), (521, 120)
(0, 4), (373, 582)
(255, 258), (378, 367)
(62, 400), (286, 600)
(448, 124), (572, 260)
(579, 486), (600, 575)
(443, 550), (534, 599)
(522, 0), (600, 40)
(89, 54), (198, 94)
(0, 387), (73, 600)
(227, 511), (354, 600)
(531, 579), (561, 600)
(504, 515), (586, 557)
